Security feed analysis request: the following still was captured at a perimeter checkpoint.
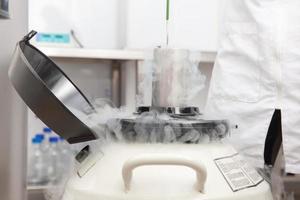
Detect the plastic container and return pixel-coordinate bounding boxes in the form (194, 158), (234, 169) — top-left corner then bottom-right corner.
(28, 137), (48, 185)
(35, 133), (45, 142)
(47, 137), (59, 184)
(57, 137), (73, 178)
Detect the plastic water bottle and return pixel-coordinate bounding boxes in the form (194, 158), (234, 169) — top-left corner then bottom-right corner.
(35, 133), (45, 143)
(35, 134), (47, 152)
(57, 137), (73, 178)
(47, 137), (59, 184)
(59, 137), (73, 154)
(59, 137), (72, 157)
(42, 127), (53, 158)
(28, 137), (47, 185)
(43, 127), (52, 134)
(43, 127), (52, 146)
(35, 133), (52, 183)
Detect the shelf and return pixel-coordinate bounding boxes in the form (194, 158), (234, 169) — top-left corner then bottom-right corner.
(39, 47), (216, 62)
(197, 51), (217, 63)
(39, 47), (145, 61)
(27, 184), (52, 191)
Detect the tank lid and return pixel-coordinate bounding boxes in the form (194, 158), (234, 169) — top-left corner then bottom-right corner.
(8, 31), (98, 144)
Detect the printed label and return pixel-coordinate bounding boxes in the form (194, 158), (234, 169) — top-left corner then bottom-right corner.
(214, 154), (264, 192)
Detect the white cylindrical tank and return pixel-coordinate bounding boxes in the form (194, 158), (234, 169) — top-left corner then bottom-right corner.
(62, 143), (273, 200)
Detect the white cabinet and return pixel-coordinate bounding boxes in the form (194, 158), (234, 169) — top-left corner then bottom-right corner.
(125, 0), (222, 51)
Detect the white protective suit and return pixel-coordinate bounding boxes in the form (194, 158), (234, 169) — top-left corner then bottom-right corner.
(205, 0), (300, 173)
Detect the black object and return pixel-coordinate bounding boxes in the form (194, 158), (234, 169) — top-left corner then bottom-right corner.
(136, 106), (200, 116)
(75, 145), (90, 163)
(8, 31), (98, 144)
(264, 109), (282, 166)
(107, 117), (230, 143)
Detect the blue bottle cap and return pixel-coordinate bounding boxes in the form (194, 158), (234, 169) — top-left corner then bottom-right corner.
(32, 137), (41, 144)
(35, 134), (45, 141)
(43, 127), (52, 133)
(49, 137), (58, 143)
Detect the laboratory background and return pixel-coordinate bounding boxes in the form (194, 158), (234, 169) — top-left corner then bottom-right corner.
(1, 0), (300, 200)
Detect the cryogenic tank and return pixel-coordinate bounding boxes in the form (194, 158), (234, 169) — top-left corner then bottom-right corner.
(63, 143), (273, 200)
(8, 31), (273, 200)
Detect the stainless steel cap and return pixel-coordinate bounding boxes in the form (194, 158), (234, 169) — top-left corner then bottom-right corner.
(8, 31), (98, 144)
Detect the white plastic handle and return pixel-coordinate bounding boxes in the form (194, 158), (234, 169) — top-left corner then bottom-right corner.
(122, 154), (207, 193)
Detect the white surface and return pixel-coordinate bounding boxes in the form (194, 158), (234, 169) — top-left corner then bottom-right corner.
(29, 0), (121, 49)
(39, 47), (217, 62)
(40, 47), (145, 60)
(27, 185), (52, 191)
(0, 0), (28, 200)
(125, 0), (222, 51)
(63, 143), (273, 200)
(29, 0), (222, 51)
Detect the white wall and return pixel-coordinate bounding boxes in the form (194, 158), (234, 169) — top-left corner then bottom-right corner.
(0, 0), (28, 200)
(125, 0), (221, 51)
(29, 0), (121, 49)
(29, 0), (222, 51)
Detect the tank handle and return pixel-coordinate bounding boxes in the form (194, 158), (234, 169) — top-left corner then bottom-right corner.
(122, 154), (207, 193)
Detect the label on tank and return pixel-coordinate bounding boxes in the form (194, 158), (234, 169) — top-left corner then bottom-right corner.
(214, 154), (264, 192)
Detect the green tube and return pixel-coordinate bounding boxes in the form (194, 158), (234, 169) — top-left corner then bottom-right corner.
(166, 0), (170, 21)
